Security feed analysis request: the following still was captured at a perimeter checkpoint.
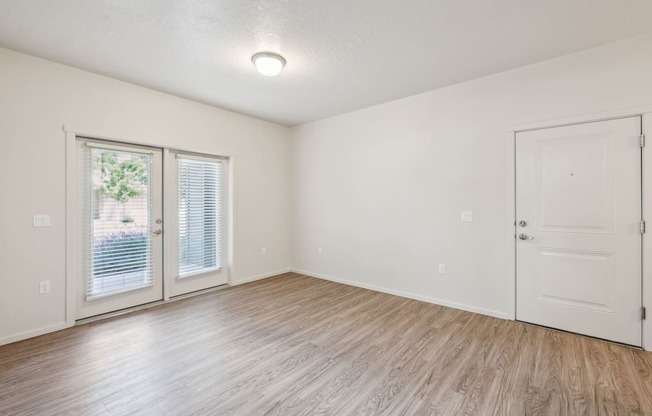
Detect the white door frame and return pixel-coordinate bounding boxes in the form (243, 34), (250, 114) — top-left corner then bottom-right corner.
(506, 107), (652, 351)
(63, 125), (236, 327)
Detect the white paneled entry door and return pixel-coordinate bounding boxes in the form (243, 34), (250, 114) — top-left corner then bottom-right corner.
(516, 117), (643, 346)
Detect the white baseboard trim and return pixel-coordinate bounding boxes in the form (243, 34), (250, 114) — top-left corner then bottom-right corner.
(292, 269), (510, 320)
(0, 269), (506, 346)
(0, 322), (68, 347)
(234, 268), (292, 285)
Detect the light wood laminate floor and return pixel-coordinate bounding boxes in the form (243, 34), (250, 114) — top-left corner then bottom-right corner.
(1, 273), (651, 416)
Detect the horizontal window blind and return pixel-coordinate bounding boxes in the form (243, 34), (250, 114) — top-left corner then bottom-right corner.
(177, 156), (222, 278)
(82, 145), (155, 299)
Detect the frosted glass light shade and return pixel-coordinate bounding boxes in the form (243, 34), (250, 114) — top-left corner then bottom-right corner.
(252, 52), (286, 76)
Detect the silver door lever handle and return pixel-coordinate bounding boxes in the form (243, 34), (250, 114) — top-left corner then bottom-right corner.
(152, 230), (163, 235)
(518, 233), (534, 240)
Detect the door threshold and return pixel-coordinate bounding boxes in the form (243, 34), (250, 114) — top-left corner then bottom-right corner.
(75, 284), (229, 325)
(168, 284), (229, 301)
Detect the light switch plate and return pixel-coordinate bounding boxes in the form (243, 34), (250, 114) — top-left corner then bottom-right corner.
(461, 210), (473, 222)
(33, 214), (51, 227)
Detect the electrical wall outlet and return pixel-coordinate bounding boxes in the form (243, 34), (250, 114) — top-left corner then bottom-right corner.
(438, 264), (446, 274)
(261, 247), (267, 256)
(39, 281), (50, 294)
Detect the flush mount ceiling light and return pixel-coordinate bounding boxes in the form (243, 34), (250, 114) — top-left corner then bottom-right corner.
(252, 52), (286, 76)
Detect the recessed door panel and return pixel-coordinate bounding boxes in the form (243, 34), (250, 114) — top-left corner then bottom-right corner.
(536, 248), (614, 312)
(536, 134), (614, 233)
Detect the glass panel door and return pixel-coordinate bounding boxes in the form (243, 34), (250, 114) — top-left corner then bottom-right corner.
(76, 139), (163, 319)
(165, 153), (228, 297)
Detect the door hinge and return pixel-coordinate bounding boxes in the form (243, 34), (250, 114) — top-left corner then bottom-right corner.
(642, 307), (647, 320)
(641, 135), (646, 148)
(641, 221), (646, 234)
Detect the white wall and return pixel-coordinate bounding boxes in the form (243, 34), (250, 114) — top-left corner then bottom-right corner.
(0, 48), (292, 344)
(291, 35), (652, 318)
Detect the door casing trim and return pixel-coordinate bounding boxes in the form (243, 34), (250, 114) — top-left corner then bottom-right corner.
(63, 125), (235, 327)
(507, 107), (652, 351)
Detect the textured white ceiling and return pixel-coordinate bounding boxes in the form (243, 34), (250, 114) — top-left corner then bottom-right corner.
(1, 1), (652, 126)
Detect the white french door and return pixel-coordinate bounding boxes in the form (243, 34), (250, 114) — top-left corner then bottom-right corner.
(75, 139), (164, 319)
(516, 117), (642, 346)
(165, 152), (228, 297)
